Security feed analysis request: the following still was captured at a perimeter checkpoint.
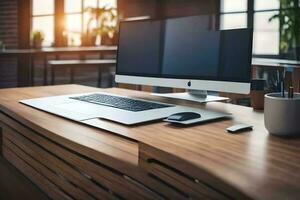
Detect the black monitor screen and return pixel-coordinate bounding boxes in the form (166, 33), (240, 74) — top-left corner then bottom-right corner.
(117, 16), (253, 83)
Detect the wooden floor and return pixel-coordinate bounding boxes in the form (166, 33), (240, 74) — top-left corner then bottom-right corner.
(0, 156), (49, 200)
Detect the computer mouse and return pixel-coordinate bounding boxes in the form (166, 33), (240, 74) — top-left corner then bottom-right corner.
(167, 112), (201, 122)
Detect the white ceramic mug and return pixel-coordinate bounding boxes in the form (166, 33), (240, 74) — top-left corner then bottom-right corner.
(264, 93), (300, 136)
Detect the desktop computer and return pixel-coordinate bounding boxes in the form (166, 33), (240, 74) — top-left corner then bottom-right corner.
(116, 16), (253, 102)
(20, 15), (253, 125)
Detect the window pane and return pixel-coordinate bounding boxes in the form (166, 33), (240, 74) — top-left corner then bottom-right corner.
(253, 11), (279, 55)
(65, 14), (82, 32)
(32, 16), (54, 47)
(220, 13), (247, 30)
(221, 0), (247, 12)
(84, 0), (98, 9)
(32, 0), (54, 15)
(65, 14), (82, 46)
(99, 0), (117, 8)
(254, 0), (280, 10)
(253, 31), (279, 54)
(254, 11), (279, 31)
(65, 0), (82, 13)
(83, 12), (97, 33)
(66, 32), (82, 46)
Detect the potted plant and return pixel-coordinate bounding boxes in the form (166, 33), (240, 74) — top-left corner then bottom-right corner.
(81, 32), (97, 46)
(269, 0), (300, 59)
(32, 30), (45, 48)
(84, 6), (118, 46)
(61, 31), (69, 47)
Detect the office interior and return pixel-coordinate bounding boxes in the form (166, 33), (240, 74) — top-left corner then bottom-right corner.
(0, 0), (300, 200)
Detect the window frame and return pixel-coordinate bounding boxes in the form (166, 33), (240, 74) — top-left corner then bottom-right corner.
(64, 0), (95, 37)
(253, 3), (299, 58)
(219, 0), (249, 30)
(219, 0), (300, 58)
(30, 0), (55, 47)
(30, 0), (117, 47)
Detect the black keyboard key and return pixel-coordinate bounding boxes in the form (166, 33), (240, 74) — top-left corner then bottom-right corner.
(70, 94), (174, 112)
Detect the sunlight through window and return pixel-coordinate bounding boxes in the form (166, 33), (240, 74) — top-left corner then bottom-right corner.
(220, 0), (247, 30)
(64, 0), (117, 46)
(253, 0), (280, 55)
(31, 0), (54, 47)
(31, 0), (117, 47)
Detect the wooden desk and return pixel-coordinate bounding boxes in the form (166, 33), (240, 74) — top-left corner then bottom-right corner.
(0, 85), (300, 200)
(0, 46), (117, 86)
(0, 46), (118, 56)
(48, 59), (117, 86)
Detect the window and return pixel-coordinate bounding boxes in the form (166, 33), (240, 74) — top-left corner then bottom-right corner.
(220, 0), (300, 57)
(64, 0), (83, 46)
(220, 0), (248, 30)
(64, 0), (117, 46)
(254, 0), (280, 10)
(31, 0), (55, 47)
(31, 0), (117, 47)
(253, 0), (280, 55)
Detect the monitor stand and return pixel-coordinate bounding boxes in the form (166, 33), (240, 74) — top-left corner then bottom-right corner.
(152, 90), (229, 103)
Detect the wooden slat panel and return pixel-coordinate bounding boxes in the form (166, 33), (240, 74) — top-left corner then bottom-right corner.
(0, 115), (162, 200)
(3, 136), (95, 200)
(140, 145), (230, 200)
(0, 156), (50, 200)
(2, 147), (71, 200)
(2, 125), (113, 200)
(140, 159), (201, 200)
(139, 143), (251, 200)
(0, 0), (18, 48)
(140, 160), (191, 200)
(0, 0), (18, 89)
(140, 157), (230, 200)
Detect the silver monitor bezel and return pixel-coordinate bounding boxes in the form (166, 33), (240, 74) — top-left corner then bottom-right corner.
(116, 75), (250, 94)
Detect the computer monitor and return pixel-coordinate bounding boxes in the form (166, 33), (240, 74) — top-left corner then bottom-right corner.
(115, 15), (253, 101)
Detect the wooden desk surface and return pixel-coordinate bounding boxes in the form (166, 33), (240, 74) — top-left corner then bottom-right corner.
(0, 85), (300, 200)
(0, 46), (118, 55)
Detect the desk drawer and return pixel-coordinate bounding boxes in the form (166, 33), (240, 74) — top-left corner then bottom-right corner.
(2, 125), (114, 200)
(0, 114), (163, 200)
(3, 145), (77, 200)
(139, 143), (231, 200)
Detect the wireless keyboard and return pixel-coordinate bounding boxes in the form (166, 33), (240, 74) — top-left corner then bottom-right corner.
(70, 93), (174, 112)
